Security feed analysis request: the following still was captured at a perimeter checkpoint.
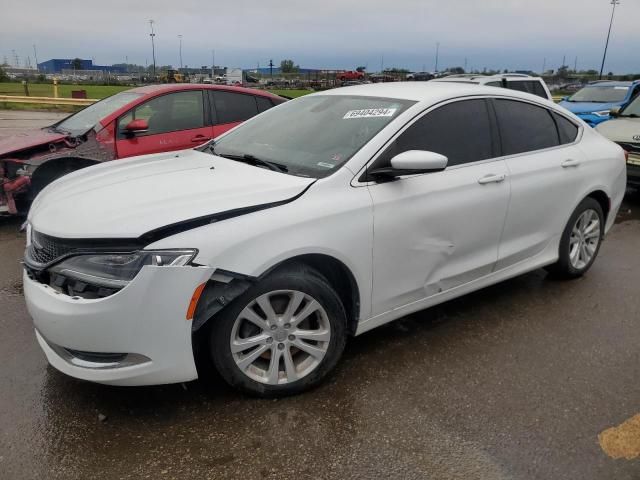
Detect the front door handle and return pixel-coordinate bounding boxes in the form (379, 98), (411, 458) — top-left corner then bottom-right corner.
(191, 135), (210, 143)
(561, 158), (581, 168)
(477, 173), (506, 185)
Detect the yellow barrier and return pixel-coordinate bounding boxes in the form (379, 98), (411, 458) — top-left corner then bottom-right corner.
(0, 95), (97, 106)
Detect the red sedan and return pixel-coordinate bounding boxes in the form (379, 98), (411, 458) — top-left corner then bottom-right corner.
(0, 84), (286, 215)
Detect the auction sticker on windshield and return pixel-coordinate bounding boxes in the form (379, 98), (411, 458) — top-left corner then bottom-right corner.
(343, 108), (397, 119)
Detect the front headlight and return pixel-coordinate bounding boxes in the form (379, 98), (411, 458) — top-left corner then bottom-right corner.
(48, 249), (197, 289)
(593, 110), (611, 117)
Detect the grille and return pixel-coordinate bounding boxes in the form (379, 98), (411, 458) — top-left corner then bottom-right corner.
(27, 231), (77, 266)
(617, 142), (640, 154)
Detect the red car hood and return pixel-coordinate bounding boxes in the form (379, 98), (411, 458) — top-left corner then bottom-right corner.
(0, 128), (69, 158)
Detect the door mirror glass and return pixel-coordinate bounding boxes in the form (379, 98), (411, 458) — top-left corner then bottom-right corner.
(124, 118), (149, 134)
(609, 106), (621, 118)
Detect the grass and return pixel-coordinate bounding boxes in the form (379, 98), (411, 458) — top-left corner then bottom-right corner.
(0, 82), (130, 99)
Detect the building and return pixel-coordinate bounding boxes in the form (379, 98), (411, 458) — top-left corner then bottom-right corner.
(37, 59), (126, 74)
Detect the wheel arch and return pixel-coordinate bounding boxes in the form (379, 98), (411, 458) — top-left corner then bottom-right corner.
(30, 156), (100, 195)
(585, 189), (610, 223)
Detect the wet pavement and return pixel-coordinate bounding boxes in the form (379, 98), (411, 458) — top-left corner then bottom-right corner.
(0, 191), (637, 479)
(0, 111), (639, 478)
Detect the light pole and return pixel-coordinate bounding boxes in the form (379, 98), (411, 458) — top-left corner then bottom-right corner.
(434, 42), (440, 73)
(600, 0), (620, 79)
(149, 19), (157, 80)
(178, 35), (183, 70)
(33, 44), (39, 72)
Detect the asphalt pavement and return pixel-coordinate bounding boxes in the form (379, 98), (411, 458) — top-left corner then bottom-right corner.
(0, 110), (639, 479)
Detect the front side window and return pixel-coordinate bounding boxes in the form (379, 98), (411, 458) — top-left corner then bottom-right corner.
(118, 90), (204, 136)
(494, 99), (559, 155)
(568, 85), (629, 103)
(211, 95), (414, 178)
(376, 99), (494, 168)
(213, 91), (259, 124)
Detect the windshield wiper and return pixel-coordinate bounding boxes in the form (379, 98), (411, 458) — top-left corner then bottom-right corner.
(620, 113), (640, 118)
(217, 152), (288, 173)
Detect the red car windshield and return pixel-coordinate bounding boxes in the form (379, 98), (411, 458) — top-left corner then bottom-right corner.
(55, 91), (144, 136)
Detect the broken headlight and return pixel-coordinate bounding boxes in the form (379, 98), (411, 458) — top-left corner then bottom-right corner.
(48, 250), (197, 289)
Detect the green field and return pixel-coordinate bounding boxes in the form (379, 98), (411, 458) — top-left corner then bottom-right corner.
(0, 82), (130, 99)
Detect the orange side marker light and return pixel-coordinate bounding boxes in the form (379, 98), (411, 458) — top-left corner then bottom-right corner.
(186, 282), (207, 320)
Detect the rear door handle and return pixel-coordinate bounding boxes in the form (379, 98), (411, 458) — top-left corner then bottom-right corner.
(561, 158), (580, 168)
(191, 135), (210, 143)
(477, 173), (506, 185)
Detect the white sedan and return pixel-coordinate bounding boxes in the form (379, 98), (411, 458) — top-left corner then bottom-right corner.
(24, 83), (626, 396)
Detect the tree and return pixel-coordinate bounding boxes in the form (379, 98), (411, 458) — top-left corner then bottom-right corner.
(448, 66), (465, 74)
(280, 59), (299, 73)
(0, 66), (8, 82)
(356, 66), (366, 72)
(71, 58), (83, 70)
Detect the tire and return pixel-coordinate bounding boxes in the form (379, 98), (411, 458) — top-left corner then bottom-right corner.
(546, 197), (604, 279)
(209, 265), (347, 397)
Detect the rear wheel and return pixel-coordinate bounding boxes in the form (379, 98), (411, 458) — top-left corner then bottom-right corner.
(546, 197), (604, 278)
(210, 266), (347, 397)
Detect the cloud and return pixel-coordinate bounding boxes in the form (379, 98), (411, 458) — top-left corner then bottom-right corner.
(2, 0), (639, 72)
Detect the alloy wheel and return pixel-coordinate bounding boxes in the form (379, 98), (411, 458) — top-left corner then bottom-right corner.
(569, 208), (601, 270)
(230, 290), (331, 385)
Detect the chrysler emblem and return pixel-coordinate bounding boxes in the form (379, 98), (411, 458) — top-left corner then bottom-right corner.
(633, 135), (640, 142)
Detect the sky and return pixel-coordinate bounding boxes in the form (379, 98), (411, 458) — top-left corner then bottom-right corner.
(2, 0), (639, 73)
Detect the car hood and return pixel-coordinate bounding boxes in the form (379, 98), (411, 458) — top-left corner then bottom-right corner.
(0, 128), (68, 157)
(558, 101), (618, 115)
(595, 117), (640, 143)
(29, 149), (315, 239)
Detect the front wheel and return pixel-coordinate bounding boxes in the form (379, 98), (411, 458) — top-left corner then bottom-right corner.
(210, 266), (347, 397)
(546, 197), (604, 278)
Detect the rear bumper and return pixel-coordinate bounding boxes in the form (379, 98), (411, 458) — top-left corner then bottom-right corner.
(24, 264), (214, 386)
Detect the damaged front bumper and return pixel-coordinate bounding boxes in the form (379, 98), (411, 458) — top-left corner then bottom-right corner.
(0, 160), (33, 215)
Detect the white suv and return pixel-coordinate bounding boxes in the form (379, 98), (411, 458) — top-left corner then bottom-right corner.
(434, 74), (553, 101)
(24, 83), (626, 396)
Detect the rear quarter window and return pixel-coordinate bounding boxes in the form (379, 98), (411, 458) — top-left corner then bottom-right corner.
(552, 112), (579, 144)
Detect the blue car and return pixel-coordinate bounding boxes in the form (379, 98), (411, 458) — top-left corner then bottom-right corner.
(558, 80), (640, 127)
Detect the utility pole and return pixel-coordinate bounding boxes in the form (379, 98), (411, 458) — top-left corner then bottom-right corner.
(574, 56), (578, 72)
(33, 44), (39, 72)
(380, 55), (384, 73)
(149, 19), (157, 80)
(178, 35), (183, 70)
(269, 59), (274, 79)
(464, 57), (468, 72)
(434, 42), (440, 73)
(542, 57), (546, 75)
(600, 0), (620, 79)
(211, 49), (215, 78)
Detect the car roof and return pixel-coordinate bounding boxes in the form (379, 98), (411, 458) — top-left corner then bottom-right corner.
(585, 81), (634, 87)
(314, 81), (551, 104)
(128, 83), (282, 99)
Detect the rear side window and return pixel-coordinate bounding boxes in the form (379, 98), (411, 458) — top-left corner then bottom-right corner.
(494, 99), (559, 155)
(256, 96), (275, 113)
(553, 112), (579, 144)
(507, 80), (548, 99)
(212, 91), (259, 124)
(381, 99), (494, 167)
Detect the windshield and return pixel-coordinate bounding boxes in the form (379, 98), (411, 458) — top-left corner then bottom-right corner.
(621, 95), (640, 117)
(568, 85), (629, 103)
(211, 95), (414, 178)
(56, 91), (144, 136)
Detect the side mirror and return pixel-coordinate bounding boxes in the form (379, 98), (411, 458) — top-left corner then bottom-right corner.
(123, 118), (148, 135)
(609, 106), (621, 118)
(369, 150), (448, 181)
